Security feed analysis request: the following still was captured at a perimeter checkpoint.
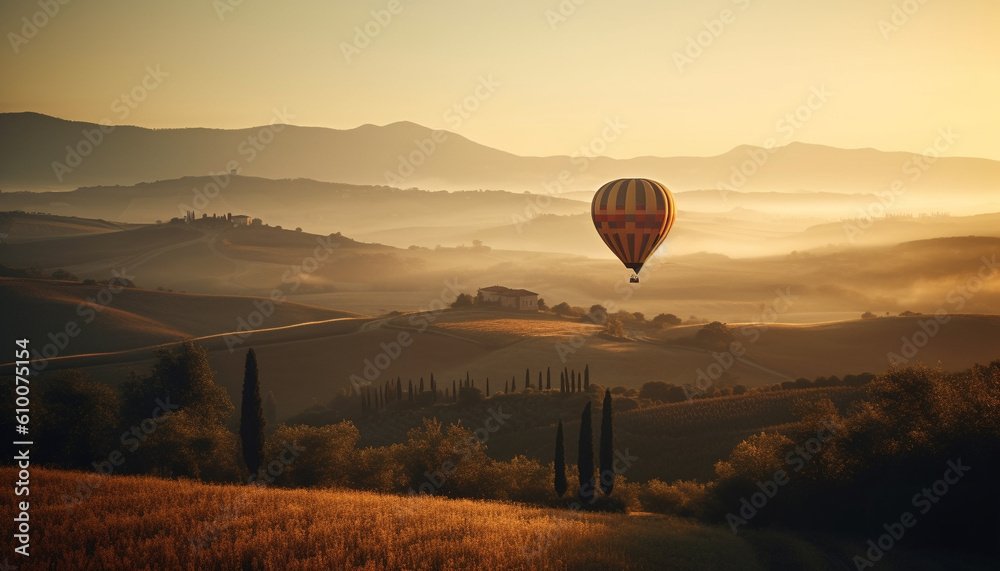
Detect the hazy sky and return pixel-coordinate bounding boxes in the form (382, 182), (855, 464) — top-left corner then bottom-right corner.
(2, 0), (997, 160)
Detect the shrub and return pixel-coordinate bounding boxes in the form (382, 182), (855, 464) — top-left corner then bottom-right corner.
(640, 479), (707, 517)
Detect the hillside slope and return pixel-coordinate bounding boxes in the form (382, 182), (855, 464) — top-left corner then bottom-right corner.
(3, 113), (998, 199)
(0, 468), (974, 570)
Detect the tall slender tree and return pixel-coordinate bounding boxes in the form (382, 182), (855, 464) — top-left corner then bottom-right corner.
(554, 420), (567, 498)
(585, 365), (591, 390)
(546, 367), (551, 390)
(486, 377), (490, 396)
(578, 401), (595, 503)
(240, 349), (265, 479)
(505, 380), (509, 394)
(419, 377), (424, 393)
(453, 379), (457, 401)
(397, 377), (403, 401)
(600, 389), (615, 495)
(512, 375), (517, 392)
(538, 371), (543, 389)
(525, 368), (531, 389)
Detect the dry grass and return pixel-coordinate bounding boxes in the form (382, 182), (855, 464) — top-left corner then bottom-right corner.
(1, 467), (791, 570)
(433, 318), (599, 347)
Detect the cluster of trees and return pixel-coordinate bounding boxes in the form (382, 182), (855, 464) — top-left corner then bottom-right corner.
(450, 292), (548, 310)
(548, 302), (684, 329)
(554, 389), (618, 506)
(638, 371), (876, 404)
(0, 263), (135, 287)
(356, 366), (592, 413)
(6, 344), (606, 506)
(703, 362), (1000, 554)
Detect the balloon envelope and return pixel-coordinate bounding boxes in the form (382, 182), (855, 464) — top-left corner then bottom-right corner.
(591, 178), (676, 274)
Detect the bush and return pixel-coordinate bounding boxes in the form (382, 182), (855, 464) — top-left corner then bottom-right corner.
(653, 313), (682, 327)
(451, 293), (474, 308)
(693, 321), (733, 350)
(262, 422), (360, 488)
(603, 316), (625, 338)
(552, 302), (575, 316)
(640, 479), (707, 517)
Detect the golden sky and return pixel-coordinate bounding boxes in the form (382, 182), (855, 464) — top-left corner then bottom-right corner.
(2, 0), (997, 160)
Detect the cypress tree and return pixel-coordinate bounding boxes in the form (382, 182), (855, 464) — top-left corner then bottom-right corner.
(525, 368), (530, 389)
(505, 380), (509, 394)
(546, 367), (551, 390)
(554, 420), (567, 498)
(419, 377), (424, 393)
(585, 365), (590, 390)
(466, 371), (470, 387)
(560, 372), (565, 393)
(511, 375), (517, 392)
(486, 377), (490, 396)
(578, 401), (595, 503)
(453, 379), (457, 400)
(600, 389), (615, 495)
(240, 349), (266, 478)
(571, 373), (576, 393)
(431, 373), (436, 393)
(538, 370), (543, 389)
(408, 379), (413, 401)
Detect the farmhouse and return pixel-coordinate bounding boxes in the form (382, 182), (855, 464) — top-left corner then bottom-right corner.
(477, 285), (539, 311)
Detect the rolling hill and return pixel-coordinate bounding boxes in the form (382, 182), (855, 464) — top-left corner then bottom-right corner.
(8, 467), (972, 571)
(2, 113), (998, 204)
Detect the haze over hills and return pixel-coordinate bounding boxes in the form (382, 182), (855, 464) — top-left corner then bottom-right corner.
(2, 113), (998, 205)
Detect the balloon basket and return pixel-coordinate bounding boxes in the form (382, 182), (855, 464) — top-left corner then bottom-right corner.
(630, 274), (639, 283)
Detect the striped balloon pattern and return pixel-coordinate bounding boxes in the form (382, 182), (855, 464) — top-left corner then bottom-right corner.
(591, 178), (676, 275)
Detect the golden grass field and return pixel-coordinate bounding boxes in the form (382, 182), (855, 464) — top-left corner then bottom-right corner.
(1, 467), (972, 571)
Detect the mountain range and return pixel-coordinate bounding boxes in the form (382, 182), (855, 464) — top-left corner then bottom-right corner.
(2, 112), (997, 200)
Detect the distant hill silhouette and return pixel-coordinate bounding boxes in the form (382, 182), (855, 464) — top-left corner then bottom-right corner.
(2, 112), (998, 198)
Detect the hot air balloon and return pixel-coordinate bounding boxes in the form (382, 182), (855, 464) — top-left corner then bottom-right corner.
(591, 178), (676, 283)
